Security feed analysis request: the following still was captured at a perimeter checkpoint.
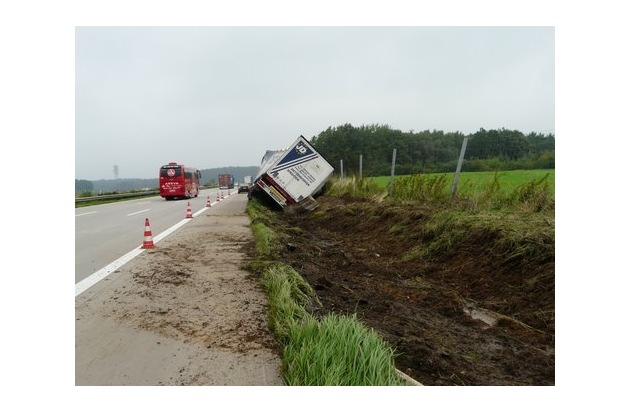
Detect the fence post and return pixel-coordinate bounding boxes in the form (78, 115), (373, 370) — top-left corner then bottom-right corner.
(451, 137), (468, 198)
(340, 159), (344, 179)
(389, 148), (397, 196)
(359, 154), (363, 182)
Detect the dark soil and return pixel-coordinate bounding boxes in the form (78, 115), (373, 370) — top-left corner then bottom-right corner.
(267, 195), (554, 386)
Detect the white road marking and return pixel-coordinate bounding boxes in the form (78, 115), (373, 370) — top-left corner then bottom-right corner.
(75, 247), (145, 297)
(75, 211), (98, 217)
(127, 208), (151, 216)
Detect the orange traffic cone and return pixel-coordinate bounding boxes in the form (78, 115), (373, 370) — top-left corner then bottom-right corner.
(142, 218), (155, 249)
(206, 196), (211, 207)
(186, 202), (193, 218)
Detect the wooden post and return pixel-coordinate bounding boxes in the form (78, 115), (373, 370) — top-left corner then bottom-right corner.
(340, 159), (344, 179)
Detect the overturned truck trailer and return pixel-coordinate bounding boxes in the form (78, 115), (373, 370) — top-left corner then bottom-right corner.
(254, 135), (334, 210)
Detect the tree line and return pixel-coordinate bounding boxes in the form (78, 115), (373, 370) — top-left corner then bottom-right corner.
(310, 124), (555, 177)
(76, 124), (554, 194)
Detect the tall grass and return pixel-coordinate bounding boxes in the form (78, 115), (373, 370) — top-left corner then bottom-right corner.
(508, 173), (554, 212)
(399, 208), (554, 263)
(390, 173), (450, 203)
(324, 171), (555, 268)
(251, 222), (281, 257)
(284, 313), (402, 386)
(329, 170), (554, 213)
(260, 263), (316, 339)
(324, 174), (387, 201)
(372, 169), (555, 195)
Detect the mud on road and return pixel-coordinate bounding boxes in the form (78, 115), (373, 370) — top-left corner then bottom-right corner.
(269, 195), (555, 386)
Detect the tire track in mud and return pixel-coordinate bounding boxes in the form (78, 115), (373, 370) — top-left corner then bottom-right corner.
(113, 216), (278, 354)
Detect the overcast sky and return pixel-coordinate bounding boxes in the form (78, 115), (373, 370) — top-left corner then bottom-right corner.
(75, 26), (554, 180)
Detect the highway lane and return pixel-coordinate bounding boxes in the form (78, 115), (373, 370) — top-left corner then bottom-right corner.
(75, 188), (230, 284)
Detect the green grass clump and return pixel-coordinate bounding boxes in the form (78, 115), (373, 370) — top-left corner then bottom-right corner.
(251, 222), (281, 258)
(284, 313), (404, 386)
(401, 210), (474, 261)
(247, 197), (284, 271)
(256, 260), (404, 386)
(325, 176), (387, 201)
(508, 173), (554, 212)
(390, 173), (449, 203)
(399, 208), (554, 266)
(247, 196), (275, 226)
(260, 263), (317, 339)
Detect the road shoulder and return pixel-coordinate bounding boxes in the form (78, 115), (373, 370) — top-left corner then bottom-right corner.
(75, 194), (284, 385)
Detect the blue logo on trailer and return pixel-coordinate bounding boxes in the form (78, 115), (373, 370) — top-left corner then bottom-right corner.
(276, 140), (314, 167)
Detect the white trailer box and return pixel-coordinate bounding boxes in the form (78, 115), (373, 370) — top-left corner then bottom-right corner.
(255, 150), (285, 182)
(255, 135), (334, 208)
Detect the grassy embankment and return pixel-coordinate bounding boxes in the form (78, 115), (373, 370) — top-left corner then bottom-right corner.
(247, 198), (405, 385)
(246, 169), (554, 385)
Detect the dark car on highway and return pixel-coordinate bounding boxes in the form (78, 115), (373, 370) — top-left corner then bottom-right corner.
(238, 184), (251, 194)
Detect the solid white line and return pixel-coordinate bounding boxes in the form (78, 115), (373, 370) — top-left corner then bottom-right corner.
(75, 211), (98, 217)
(127, 208), (150, 216)
(74, 247), (145, 297)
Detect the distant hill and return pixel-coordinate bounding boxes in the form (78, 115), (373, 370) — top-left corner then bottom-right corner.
(76, 166), (259, 194)
(199, 166), (260, 186)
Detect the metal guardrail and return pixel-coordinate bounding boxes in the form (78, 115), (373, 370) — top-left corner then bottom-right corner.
(75, 190), (160, 203)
